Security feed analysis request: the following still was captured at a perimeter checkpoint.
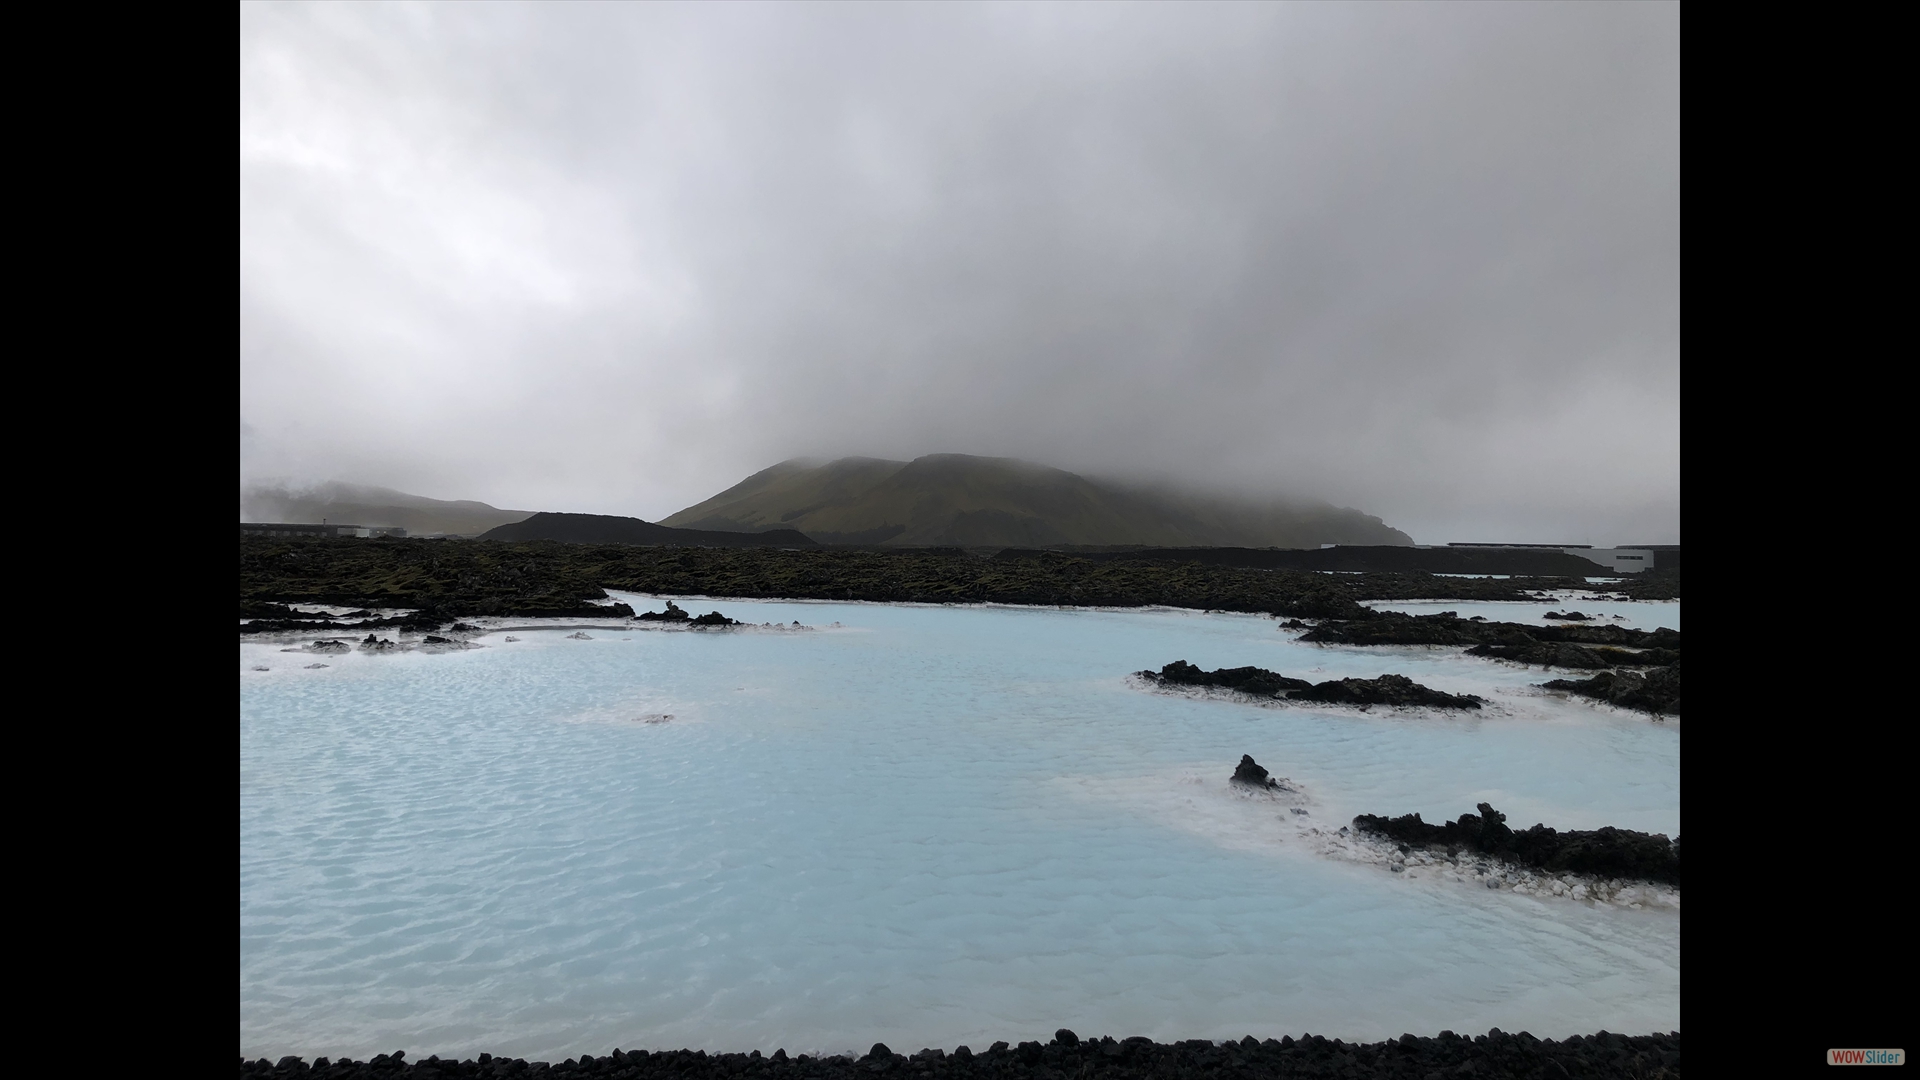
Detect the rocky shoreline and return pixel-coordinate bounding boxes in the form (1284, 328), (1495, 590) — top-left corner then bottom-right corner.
(634, 600), (739, 626)
(1351, 802), (1680, 889)
(241, 1028), (1681, 1078)
(243, 597), (754, 644)
(242, 538), (1679, 711)
(1287, 612), (1680, 717)
(239, 601), (631, 636)
(1539, 668), (1680, 716)
(242, 537), (1677, 714)
(1140, 661), (1485, 709)
(1312, 824), (1680, 910)
(1299, 610), (1679, 653)
(1217, 758), (1679, 909)
(240, 537), (1675, 623)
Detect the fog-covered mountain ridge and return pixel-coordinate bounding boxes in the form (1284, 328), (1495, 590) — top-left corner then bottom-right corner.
(240, 481), (536, 537)
(661, 454), (1414, 548)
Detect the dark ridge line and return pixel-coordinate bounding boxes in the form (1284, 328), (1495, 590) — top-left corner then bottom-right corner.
(480, 512), (819, 549)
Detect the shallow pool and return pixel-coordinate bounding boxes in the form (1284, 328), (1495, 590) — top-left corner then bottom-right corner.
(240, 597), (1679, 1060)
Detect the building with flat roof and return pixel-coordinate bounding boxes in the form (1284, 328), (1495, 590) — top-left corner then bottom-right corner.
(1447, 542), (1668, 574)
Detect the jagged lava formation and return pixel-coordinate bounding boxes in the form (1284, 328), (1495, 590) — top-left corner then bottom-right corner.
(635, 600), (739, 627)
(241, 1028), (1682, 1079)
(1229, 754), (1292, 790)
(1351, 803), (1679, 888)
(1539, 667), (1680, 717)
(1300, 610), (1678, 656)
(1294, 611), (1680, 716)
(1141, 661), (1484, 709)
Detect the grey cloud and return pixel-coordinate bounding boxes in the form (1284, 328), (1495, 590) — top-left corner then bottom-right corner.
(241, 1), (1677, 544)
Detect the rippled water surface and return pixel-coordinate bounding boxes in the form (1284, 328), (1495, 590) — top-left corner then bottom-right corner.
(241, 596), (1680, 1060)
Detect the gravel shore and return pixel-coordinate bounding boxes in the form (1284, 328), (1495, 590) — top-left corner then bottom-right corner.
(241, 1029), (1680, 1079)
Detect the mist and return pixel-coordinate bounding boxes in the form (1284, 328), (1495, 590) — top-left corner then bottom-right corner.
(240, 2), (1677, 545)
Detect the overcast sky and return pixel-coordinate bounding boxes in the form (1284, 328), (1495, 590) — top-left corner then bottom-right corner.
(241, 2), (1677, 545)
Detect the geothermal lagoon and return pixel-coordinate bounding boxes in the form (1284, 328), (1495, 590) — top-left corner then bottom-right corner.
(240, 596), (1679, 1062)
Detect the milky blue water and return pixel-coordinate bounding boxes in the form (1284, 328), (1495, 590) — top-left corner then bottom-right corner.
(240, 596), (1679, 1061)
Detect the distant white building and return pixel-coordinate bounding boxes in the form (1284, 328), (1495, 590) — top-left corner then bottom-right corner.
(1447, 543), (1658, 574)
(1574, 548), (1657, 574)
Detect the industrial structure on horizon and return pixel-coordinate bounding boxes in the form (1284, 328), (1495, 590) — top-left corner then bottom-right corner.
(1445, 542), (1679, 574)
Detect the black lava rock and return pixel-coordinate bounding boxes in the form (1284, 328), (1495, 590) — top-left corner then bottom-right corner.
(1298, 611), (1485, 646)
(1352, 802), (1680, 886)
(637, 601), (692, 622)
(1543, 663), (1681, 716)
(247, 1032), (1676, 1078)
(1143, 660), (1311, 697)
(1465, 642), (1611, 669)
(1290, 673), (1483, 709)
(1142, 661), (1482, 709)
(1300, 611), (1678, 651)
(244, 536), (1675, 631)
(240, 602), (316, 620)
(1230, 755), (1282, 789)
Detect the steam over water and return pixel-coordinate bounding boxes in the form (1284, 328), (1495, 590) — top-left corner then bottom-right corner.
(240, 597), (1679, 1061)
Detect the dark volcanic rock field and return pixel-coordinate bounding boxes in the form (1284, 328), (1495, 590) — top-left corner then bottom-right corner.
(1298, 611), (1679, 652)
(241, 1029), (1681, 1079)
(1292, 612), (1680, 716)
(243, 534), (1681, 711)
(241, 538), (1678, 716)
(1540, 667), (1681, 717)
(240, 538), (1675, 621)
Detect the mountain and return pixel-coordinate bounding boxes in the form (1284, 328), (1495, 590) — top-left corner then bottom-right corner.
(661, 454), (1413, 548)
(477, 513), (816, 548)
(240, 482), (536, 537)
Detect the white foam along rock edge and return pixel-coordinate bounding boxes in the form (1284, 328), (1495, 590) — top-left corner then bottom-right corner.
(1222, 779), (1679, 911)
